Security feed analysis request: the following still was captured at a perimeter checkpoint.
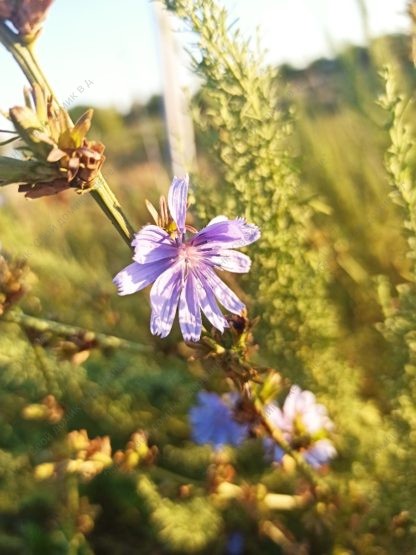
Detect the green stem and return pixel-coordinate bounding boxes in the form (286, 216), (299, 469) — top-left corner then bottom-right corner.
(66, 475), (89, 555)
(0, 22), (48, 94)
(26, 41), (55, 98)
(2, 309), (150, 353)
(90, 175), (135, 246)
(0, 22), (134, 246)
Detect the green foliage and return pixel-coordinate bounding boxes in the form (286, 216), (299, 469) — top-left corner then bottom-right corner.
(166, 0), (335, 376)
(375, 67), (416, 524)
(165, 0), (416, 552)
(138, 476), (222, 552)
(1, 0), (416, 552)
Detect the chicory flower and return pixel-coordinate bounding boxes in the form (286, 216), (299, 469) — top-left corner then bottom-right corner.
(265, 385), (336, 468)
(189, 391), (249, 449)
(114, 176), (260, 342)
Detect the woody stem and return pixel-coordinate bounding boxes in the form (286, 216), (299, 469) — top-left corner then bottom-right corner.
(2, 308), (151, 353)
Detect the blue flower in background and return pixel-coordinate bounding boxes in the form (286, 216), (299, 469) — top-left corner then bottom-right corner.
(264, 385), (336, 468)
(189, 391), (249, 449)
(226, 531), (245, 555)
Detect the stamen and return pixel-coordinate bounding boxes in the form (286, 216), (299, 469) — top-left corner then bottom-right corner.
(145, 199), (160, 225)
(160, 196), (169, 228)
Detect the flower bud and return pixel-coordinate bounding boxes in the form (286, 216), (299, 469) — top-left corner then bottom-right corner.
(34, 462), (55, 480)
(114, 431), (155, 471)
(22, 395), (64, 423)
(0, 253), (28, 314)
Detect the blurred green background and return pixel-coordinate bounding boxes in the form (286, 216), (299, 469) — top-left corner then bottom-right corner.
(1, 0), (416, 553)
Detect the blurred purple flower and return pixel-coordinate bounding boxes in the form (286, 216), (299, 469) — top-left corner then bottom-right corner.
(189, 391), (249, 449)
(114, 176), (260, 342)
(226, 531), (245, 555)
(264, 385), (336, 468)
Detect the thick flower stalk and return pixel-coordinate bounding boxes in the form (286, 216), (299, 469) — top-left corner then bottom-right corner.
(114, 176), (260, 341)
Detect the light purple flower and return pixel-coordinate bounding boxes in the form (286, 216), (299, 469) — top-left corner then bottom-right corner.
(264, 385), (336, 468)
(114, 176), (260, 342)
(189, 391), (249, 449)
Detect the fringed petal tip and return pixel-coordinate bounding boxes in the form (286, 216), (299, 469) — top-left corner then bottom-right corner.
(150, 319), (171, 339)
(236, 217), (261, 245)
(113, 269), (136, 296)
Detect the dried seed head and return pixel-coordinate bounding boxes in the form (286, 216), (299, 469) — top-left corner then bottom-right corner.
(4, 87), (105, 198)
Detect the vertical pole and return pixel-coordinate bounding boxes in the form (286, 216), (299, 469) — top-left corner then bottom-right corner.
(153, 1), (196, 177)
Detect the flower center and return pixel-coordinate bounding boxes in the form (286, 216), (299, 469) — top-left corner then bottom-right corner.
(178, 243), (200, 268)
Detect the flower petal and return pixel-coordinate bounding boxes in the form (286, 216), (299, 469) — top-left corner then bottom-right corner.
(264, 403), (289, 432)
(113, 259), (171, 296)
(168, 175), (189, 234)
(263, 438), (285, 463)
(200, 265), (245, 314)
(204, 249), (251, 273)
(283, 385), (303, 421)
(193, 217), (260, 249)
(150, 263), (183, 338)
(189, 391), (249, 449)
(304, 439), (336, 468)
(206, 215), (228, 226)
(132, 225), (177, 264)
(179, 271), (202, 342)
(194, 269), (229, 333)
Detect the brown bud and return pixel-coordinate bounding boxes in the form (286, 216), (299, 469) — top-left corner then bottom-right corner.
(66, 430), (112, 480)
(0, 1), (12, 19)
(0, 253), (28, 314)
(113, 431), (156, 472)
(0, 0), (54, 39)
(22, 394), (63, 423)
